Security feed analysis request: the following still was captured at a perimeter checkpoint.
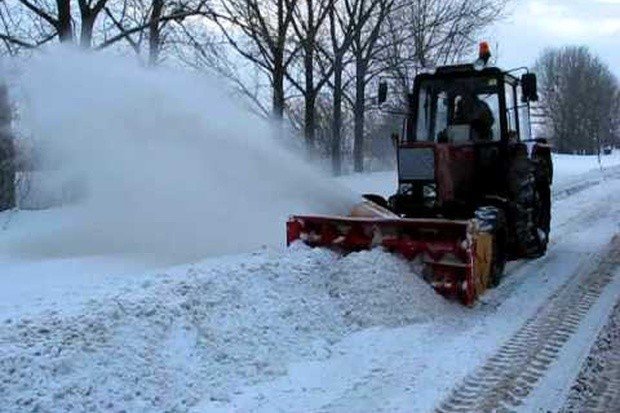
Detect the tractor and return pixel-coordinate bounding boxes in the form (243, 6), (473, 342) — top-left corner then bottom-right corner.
(287, 44), (552, 305)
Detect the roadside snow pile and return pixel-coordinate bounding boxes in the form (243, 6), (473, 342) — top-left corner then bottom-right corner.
(0, 246), (453, 412)
(328, 249), (456, 327)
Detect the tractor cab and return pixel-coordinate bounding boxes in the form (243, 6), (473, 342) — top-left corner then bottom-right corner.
(406, 64), (539, 143)
(411, 66), (510, 144)
(381, 47), (542, 220)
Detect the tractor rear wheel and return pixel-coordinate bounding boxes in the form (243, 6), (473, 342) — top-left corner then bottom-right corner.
(534, 156), (552, 253)
(509, 158), (550, 258)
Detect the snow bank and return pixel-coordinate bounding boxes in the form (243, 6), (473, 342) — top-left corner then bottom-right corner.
(0, 246), (454, 412)
(7, 48), (356, 263)
(328, 249), (454, 327)
(553, 151), (620, 179)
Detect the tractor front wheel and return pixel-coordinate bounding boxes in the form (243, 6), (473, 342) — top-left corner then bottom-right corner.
(475, 206), (507, 288)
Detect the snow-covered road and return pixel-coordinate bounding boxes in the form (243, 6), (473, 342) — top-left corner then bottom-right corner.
(207, 167), (620, 413)
(561, 301), (620, 412)
(0, 154), (619, 412)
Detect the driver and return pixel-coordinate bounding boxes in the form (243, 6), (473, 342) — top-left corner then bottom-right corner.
(454, 93), (494, 140)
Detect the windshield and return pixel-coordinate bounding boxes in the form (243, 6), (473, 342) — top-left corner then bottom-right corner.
(415, 77), (501, 142)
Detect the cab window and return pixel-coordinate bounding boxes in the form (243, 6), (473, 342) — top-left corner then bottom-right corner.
(505, 83), (518, 138)
(516, 85), (531, 141)
(414, 77), (501, 142)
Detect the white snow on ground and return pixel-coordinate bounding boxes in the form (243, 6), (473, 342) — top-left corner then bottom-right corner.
(559, 300), (620, 413)
(1, 156), (619, 412)
(206, 175), (620, 413)
(517, 268), (620, 412)
(0, 206), (173, 318)
(0, 242), (461, 412)
(553, 152), (620, 179)
(2, 49), (620, 411)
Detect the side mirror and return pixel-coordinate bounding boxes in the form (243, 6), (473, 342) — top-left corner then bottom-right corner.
(378, 81), (388, 105)
(521, 73), (539, 102)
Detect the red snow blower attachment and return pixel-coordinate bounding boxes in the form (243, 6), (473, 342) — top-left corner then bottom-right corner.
(287, 202), (496, 306)
(287, 48), (552, 306)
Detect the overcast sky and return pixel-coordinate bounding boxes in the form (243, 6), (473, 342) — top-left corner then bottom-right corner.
(486, 0), (620, 77)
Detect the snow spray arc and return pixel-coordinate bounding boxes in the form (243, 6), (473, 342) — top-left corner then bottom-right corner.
(12, 48), (356, 262)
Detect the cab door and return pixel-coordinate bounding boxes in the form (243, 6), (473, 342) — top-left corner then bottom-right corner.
(476, 79), (519, 200)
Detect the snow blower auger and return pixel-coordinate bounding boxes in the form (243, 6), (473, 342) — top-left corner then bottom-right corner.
(287, 43), (553, 306)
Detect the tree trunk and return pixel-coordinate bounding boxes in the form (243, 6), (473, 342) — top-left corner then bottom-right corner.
(305, 90), (316, 150)
(303, 0), (316, 150)
(149, 0), (164, 66)
(78, 0), (108, 48)
(80, 14), (95, 48)
(272, 0), (285, 120)
(331, 55), (343, 175)
(0, 85), (14, 211)
(303, 46), (316, 148)
(0, 139), (14, 211)
(353, 58), (366, 172)
(56, 0), (73, 43)
(272, 53), (285, 120)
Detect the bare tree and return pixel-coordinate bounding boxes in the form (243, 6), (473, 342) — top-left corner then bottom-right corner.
(536, 46), (619, 154)
(0, 0), (209, 56)
(0, 0), (74, 48)
(78, 0), (111, 47)
(612, 90), (620, 148)
(205, 0), (299, 120)
(2, 0), (112, 48)
(382, 0), (507, 106)
(0, 0), (514, 173)
(321, 0), (382, 174)
(142, 0), (212, 66)
(340, 0), (510, 172)
(286, 0), (334, 148)
(146, 0), (163, 64)
(350, 0), (393, 172)
(96, 0), (210, 51)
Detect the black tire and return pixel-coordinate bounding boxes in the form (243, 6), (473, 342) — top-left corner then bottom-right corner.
(509, 158), (550, 259)
(534, 156), (552, 244)
(474, 206), (507, 287)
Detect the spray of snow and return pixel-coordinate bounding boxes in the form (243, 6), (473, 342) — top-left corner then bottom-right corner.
(9, 49), (357, 263)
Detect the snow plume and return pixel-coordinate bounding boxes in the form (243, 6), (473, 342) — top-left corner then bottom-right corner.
(10, 48), (357, 263)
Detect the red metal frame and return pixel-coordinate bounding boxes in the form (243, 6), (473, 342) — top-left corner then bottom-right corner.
(287, 215), (480, 306)
(397, 141), (477, 204)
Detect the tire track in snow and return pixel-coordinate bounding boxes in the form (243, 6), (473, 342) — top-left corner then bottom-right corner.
(560, 301), (620, 413)
(436, 236), (620, 413)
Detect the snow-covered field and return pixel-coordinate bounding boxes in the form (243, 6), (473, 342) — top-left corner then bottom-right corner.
(1, 154), (619, 412)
